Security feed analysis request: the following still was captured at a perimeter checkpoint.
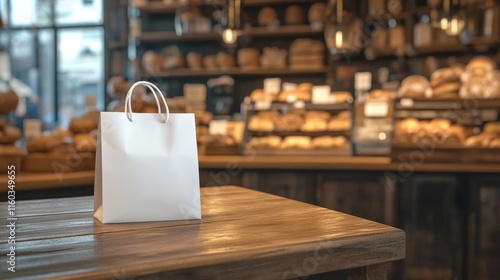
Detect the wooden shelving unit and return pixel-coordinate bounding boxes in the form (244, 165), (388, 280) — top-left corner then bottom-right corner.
(244, 25), (323, 37)
(137, 31), (221, 42)
(144, 67), (327, 78)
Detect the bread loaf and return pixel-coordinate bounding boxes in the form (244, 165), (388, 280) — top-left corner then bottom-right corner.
(258, 7), (278, 26)
(187, 52), (203, 70)
(398, 75), (432, 98)
(0, 90), (19, 115)
(285, 5), (305, 25)
(237, 48), (260, 70)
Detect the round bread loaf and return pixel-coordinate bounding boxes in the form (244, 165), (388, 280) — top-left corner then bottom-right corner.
(466, 56), (497, 77)
(186, 52), (203, 70)
(73, 133), (97, 153)
(0, 145), (24, 156)
(69, 117), (98, 134)
(27, 135), (64, 153)
(203, 55), (218, 70)
(484, 122), (500, 135)
(399, 75), (432, 98)
(0, 90), (19, 115)
(308, 3), (326, 23)
(285, 5), (305, 25)
(216, 52), (236, 70)
(237, 48), (260, 69)
(258, 7), (278, 26)
(142, 51), (162, 74)
(431, 68), (461, 88)
(0, 126), (22, 145)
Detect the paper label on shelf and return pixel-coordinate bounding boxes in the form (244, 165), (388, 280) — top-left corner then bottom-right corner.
(364, 101), (389, 118)
(264, 78), (281, 95)
(355, 72), (372, 91)
(400, 98), (414, 108)
(294, 100), (305, 109)
(312, 85), (331, 104)
(24, 119), (42, 140)
(183, 84), (207, 101)
(254, 100), (272, 110)
(282, 82), (297, 92)
(209, 120), (228, 135)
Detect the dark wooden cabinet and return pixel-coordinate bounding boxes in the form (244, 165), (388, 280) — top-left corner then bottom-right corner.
(468, 176), (500, 280)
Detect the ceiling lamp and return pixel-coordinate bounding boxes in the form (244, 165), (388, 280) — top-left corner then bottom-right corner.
(222, 0), (242, 45)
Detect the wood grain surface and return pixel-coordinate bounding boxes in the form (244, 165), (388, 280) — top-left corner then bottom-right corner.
(0, 186), (405, 280)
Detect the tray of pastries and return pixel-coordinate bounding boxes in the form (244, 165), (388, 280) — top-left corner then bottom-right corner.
(392, 118), (500, 163)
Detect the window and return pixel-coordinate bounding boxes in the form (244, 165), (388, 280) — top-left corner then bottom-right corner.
(1, 0), (104, 128)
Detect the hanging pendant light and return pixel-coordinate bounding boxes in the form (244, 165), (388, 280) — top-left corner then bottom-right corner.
(222, 0), (242, 45)
(439, 0), (466, 35)
(325, 0), (363, 55)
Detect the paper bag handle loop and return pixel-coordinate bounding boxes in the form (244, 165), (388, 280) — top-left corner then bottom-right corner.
(124, 81), (170, 123)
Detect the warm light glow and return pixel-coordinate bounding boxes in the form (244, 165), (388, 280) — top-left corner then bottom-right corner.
(378, 132), (387, 141)
(222, 28), (238, 45)
(335, 30), (343, 48)
(440, 18), (448, 30)
(446, 17), (465, 35)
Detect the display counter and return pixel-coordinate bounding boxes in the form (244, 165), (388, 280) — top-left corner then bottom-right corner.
(1, 156), (499, 192)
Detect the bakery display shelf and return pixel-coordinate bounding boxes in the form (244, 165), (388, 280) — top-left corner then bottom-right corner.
(242, 0), (318, 6)
(247, 130), (350, 137)
(365, 12), (409, 23)
(391, 144), (500, 164)
(243, 147), (351, 157)
(22, 153), (96, 173)
(395, 98), (500, 110)
(136, 1), (226, 14)
(244, 25), (323, 37)
(411, 44), (470, 56)
(143, 67), (327, 78)
(247, 101), (351, 111)
(136, 31), (221, 42)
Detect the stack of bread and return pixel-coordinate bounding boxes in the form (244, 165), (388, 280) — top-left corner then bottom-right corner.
(289, 39), (325, 70)
(430, 66), (463, 99)
(395, 118), (469, 147)
(246, 135), (348, 150)
(460, 56), (500, 99)
(0, 90), (24, 160)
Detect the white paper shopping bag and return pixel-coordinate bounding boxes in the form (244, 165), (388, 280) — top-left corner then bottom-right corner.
(94, 81), (201, 223)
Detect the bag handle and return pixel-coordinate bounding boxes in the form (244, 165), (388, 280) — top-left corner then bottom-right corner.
(124, 81), (170, 123)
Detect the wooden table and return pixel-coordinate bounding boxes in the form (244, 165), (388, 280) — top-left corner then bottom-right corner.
(0, 186), (404, 279)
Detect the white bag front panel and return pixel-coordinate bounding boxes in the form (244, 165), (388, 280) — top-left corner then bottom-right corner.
(95, 112), (201, 223)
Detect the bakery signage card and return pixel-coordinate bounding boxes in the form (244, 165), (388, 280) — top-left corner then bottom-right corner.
(264, 78), (281, 95)
(209, 120), (228, 135)
(312, 85), (331, 104)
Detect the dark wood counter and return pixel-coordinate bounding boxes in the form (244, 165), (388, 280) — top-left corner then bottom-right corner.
(0, 186), (404, 279)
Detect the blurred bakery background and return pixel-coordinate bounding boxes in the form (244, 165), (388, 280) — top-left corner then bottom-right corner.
(1, 0), (500, 279)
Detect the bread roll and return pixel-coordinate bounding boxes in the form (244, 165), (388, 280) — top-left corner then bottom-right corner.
(280, 136), (311, 149)
(203, 55), (217, 70)
(237, 48), (260, 69)
(27, 135), (64, 153)
(258, 7), (278, 26)
(69, 117), (98, 134)
(489, 138), (500, 148)
(0, 126), (22, 145)
(432, 82), (461, 96)
(106, 76), (131, 99)
(484, 122), (500, 135)
(466, 56), (497, 78)
(460, 77), (489, 99)
(53, 128), (73, 139)
(161, 45), (185, 69)
(246, 136), (281, 149)
(248, 116), (274, 132)
(301, 118), (327, 132)
(275, 114), (303, 131)
(285, 5), (305, 25)
(368, 89), (396, 100)
(187, 52), (203, 70)
(305, 111), (330, 121)
(431, 68), (461, 88)
(250, 89), (277, 102)
(312, 136), (348, 149)
(73, 133), (97, 153)
(0, 90), (19, 115)
(215, 52), (236, 70)
(142, 51), (162, 74)
(399, 75), (432, 98)
(328, 118), (351, 131)
(308, 3), (326, 24)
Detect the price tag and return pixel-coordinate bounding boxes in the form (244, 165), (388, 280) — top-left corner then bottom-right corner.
(364, 101), (389, 118)
(254, 100), (272, 110)
(183, 84), (207, 102)
(24, 119), (42, 140)
(282, 82), (297, 92)
(400, 98), (414, 108)
(294, 100), (305, 109)
(264, 78), (281, 95)
(355, 72), (372, 92)
(312, 85), (331, 104)
(209, 120), (228, 135)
